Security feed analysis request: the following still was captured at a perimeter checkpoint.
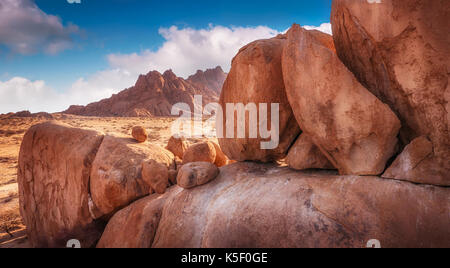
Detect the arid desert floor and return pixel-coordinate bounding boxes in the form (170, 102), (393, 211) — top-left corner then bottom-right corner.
(0, 114), (212, 248)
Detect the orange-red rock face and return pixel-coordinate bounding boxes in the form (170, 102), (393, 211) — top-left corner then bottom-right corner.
(282, 25), (400, 175)
(218, 35), (301, 162)
(18, 122), (105, 248)
(331, 0), (450, 185)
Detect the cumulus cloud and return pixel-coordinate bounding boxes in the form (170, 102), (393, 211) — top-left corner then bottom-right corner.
(303, 23), (332, 35)
(108, 25), (279, 78)
(0, 0), (79, 54)
(0, 77), (63, 113)
(0, 70), (137, 113)
(0, 23), (331, 113)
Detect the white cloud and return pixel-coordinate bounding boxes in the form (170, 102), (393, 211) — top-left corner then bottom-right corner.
(0, 0), (79, 54)
(0, 23), (331, 113)
(303, 23), (333, 35)
(108, 25), (279, 78)
(0, 77), (63, 113)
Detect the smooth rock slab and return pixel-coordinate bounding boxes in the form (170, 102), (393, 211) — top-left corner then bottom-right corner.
(98, 162), (450, 248)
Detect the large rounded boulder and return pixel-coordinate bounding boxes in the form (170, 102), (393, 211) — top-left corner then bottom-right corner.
(218, 35), (301, 162)
(282, 24), (400, 175)
(17, 122), (105, 248)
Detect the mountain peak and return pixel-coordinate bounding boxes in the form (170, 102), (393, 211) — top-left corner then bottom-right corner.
(64, 67), (226, 117)
(187, 66), (227, 93)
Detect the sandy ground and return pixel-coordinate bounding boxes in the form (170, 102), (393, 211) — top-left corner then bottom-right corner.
(0, 114), (211, 248)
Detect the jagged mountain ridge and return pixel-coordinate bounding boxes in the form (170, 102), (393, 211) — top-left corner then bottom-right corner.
(64, 66), (227, 117)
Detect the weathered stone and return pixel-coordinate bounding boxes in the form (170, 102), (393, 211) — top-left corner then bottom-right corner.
(182, 142), (216, 165)
(97, 192), (172, 248)
(331, 0), (450, 185)
(90, 136), (174, 218)
(17, 122), (105, 248)
(383, 137), (445, 185)
(166, 136), (189, 159)
(282, 24), (401, 175)
(210, 141), (229, 167)
(287, 134), (335, 170)
(218, 35), (301, 162)
(131, 126), (147, 143)
(177, 162), (220, 189)
(142, 159), (169, 194)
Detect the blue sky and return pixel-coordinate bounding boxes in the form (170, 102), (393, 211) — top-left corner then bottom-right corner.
(0, 0), (332, 113)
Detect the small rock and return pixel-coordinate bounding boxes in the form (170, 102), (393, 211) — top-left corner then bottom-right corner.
(382, 137), (445, 185)
(287, 134), (335, 170)
(177, 162), (220, 189)
(210, 141), (229, 167)
(132, 126), (148, 143)
(183, 142), (216, 165)
(168, 169), (178, 185)
(166, 136), (189, 159)
(142, 160), (169, 194)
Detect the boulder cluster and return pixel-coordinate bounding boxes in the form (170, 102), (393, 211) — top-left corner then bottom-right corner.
(17, 0), (449, 248)
(219, 0), (449, 186)
(17, 121), (230, 247)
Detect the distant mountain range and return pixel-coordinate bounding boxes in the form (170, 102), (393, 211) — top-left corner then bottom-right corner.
(64, 66), (227, 117)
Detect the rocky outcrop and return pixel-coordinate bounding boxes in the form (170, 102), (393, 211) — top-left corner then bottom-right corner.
(98, 162), (450, 248)
(2, 110), (54, 119)
(17, 122), (105, 248)
(90, 136), (175, 218)
(64, 68), (226, 117)
(282, 24), (401, 175)
(286, 134), (335, 171)
(218, 35), (301, 162)
(187, 66), (227, 94)
(331, 0), (450, 185)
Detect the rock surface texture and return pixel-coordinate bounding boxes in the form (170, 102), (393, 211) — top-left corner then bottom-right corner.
(90, 136), (174, 218)
(177, 162), (220, 189)
(131, 126), (148, 143)
(383, 137), (441, 184)
(218, 35), (301, 162)
(331, 0), (450, 185)
(17, 122), (105, 248)
(182, 142), (217, 165)
(166, 136), (189, 159)
(98, 162), (450, 248)
(287, 134), (335, 171)
(282, 24), (401, 175)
